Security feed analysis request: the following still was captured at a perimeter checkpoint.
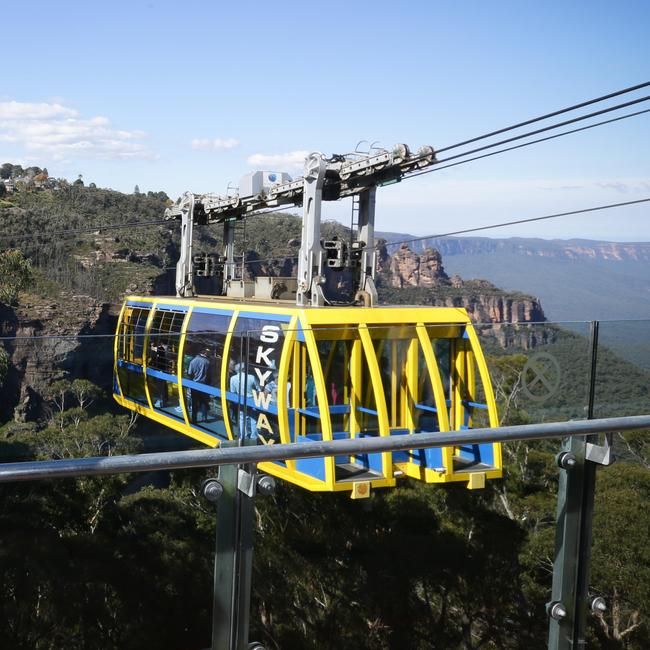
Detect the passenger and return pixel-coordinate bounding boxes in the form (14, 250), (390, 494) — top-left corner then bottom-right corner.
(188, 348), (211, 423)
(149, 340), (168, 407)
(229, 362), (260, 438)
(305, 371), (316, 407)
(265, 371), (279, 403)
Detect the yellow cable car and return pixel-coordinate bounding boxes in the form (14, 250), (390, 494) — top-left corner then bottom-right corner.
(114, 296), (502, 495)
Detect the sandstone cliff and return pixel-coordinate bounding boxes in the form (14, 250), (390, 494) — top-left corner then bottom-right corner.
(0, 295), (116, 423)
(376, 242), (545, 324)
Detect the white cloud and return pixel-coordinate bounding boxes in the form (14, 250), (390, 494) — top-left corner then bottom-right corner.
(0, 100), (154, 161)
(191, 137), (240, 151)
(0, 101), (78, 120)
(247, 150), (309, 170)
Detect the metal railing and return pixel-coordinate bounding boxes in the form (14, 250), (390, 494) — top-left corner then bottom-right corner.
(0, 415), (649, 482)
(1, 415), (650, 650)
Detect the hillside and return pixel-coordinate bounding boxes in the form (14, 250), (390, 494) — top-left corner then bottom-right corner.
(0, 180), (542, 318)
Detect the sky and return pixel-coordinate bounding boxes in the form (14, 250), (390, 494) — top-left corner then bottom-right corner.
(2, 0), (649, 241)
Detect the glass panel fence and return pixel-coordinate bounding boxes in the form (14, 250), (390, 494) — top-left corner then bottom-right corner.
(477, 321), (593, 424)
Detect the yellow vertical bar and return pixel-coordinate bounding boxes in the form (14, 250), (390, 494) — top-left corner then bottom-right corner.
(349, 338), (362, 437)
(177, 307), (193, 427)
(416, 324), (453, 475)
(405, 337), (418, 432)
(292, 340), (301, 436)
(390, 340), (397, 427)
(399, 342), (407, 428)
(141, 306), (157, 411)
(452, 339), (466, 430)
(302, 323), (335, 489)
(466, 348), (476, 429)
(113, 302), (127, 398)
(300, 343), (307, 435)
(465, 324), (502, 470)
(221, 310), (239, 441)
(358, 325), (392, 480)
(363, 338), (384, 408)
(342, 340), (350, 432)
(278, 317), (297, 470)
(415, 325), (451, 431)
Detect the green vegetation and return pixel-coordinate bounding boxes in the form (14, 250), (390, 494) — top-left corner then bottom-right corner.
(0, 249), (32, 305)
(0, 183), (173, 301)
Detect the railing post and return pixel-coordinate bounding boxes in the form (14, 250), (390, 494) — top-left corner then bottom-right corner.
(208, 440), (266, 650)
(548, 321), (600, 649)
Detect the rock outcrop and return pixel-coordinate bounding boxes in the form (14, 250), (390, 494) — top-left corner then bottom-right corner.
(385, 244), (449, 288)
(0, 295), (117, 422)
(376, 242), (545, 324)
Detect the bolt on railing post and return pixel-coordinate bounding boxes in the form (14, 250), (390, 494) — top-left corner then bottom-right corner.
(548, 321), (600, 650)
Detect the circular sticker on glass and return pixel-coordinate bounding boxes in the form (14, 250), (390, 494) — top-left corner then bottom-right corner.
(522, 352), (561, 402)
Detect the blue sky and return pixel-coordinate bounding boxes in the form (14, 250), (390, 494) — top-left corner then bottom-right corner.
(2, 0), (649, 240)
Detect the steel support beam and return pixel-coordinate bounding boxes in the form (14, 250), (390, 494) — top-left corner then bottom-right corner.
(357, 187), (378, 306)
(296, 153), (327, 307)
(175, 192), (195, 297)
(211, 460), (257, 650)
(548, 322), (602, 650)
(223, 219), (236, 294)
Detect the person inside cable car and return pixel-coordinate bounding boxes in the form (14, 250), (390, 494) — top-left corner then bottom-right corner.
(188, 348), (211, 423)
(229, 363), (259, 438)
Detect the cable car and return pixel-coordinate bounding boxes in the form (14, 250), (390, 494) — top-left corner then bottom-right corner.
(114, 146), (502, 496)
(114, 296), (502, 495)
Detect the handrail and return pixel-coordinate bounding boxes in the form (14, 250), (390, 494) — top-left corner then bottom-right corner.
(1, 415), (649, 482)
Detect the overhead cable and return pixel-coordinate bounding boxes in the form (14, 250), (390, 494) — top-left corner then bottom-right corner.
(380, 198), (650, 249)
(435, 80), (650, 154)
(429, 94), (650, 166)
(0, 219), (173, 242)
(404, 108), (650, 181)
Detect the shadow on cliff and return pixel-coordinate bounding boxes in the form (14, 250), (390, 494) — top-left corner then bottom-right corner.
(64, 303), (118, 394)
(0, 303), (22, 422)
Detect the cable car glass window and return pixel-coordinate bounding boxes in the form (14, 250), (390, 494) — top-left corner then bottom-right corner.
(148, 309), (186, 374)
(119, 307), (149, 363)
(229, 317), (288, 442)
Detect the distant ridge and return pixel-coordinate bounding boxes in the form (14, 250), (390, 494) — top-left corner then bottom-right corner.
(377, 233), (650, 263)
(376, 234), (650, 322)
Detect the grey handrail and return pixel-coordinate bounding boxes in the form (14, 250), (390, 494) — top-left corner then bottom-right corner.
(1, 415), (649, 482)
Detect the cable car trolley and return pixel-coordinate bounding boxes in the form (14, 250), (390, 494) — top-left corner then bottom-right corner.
(114, 144), (502, 496)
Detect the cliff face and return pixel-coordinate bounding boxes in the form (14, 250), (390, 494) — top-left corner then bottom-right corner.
(377, 243), (545, 324)
(427, 293), (545, 324)
(385, 244), (448, 288)
(0, 295), (116, 422)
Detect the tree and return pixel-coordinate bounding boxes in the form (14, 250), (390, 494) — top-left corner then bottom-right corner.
(0, 181), (6, 198)
(0, 346), (8, 388)
(0, 249), (33, 305)
(70, 379), (103, 412)
(0, 162), (22, 179)
(46, 379), (72, 416)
